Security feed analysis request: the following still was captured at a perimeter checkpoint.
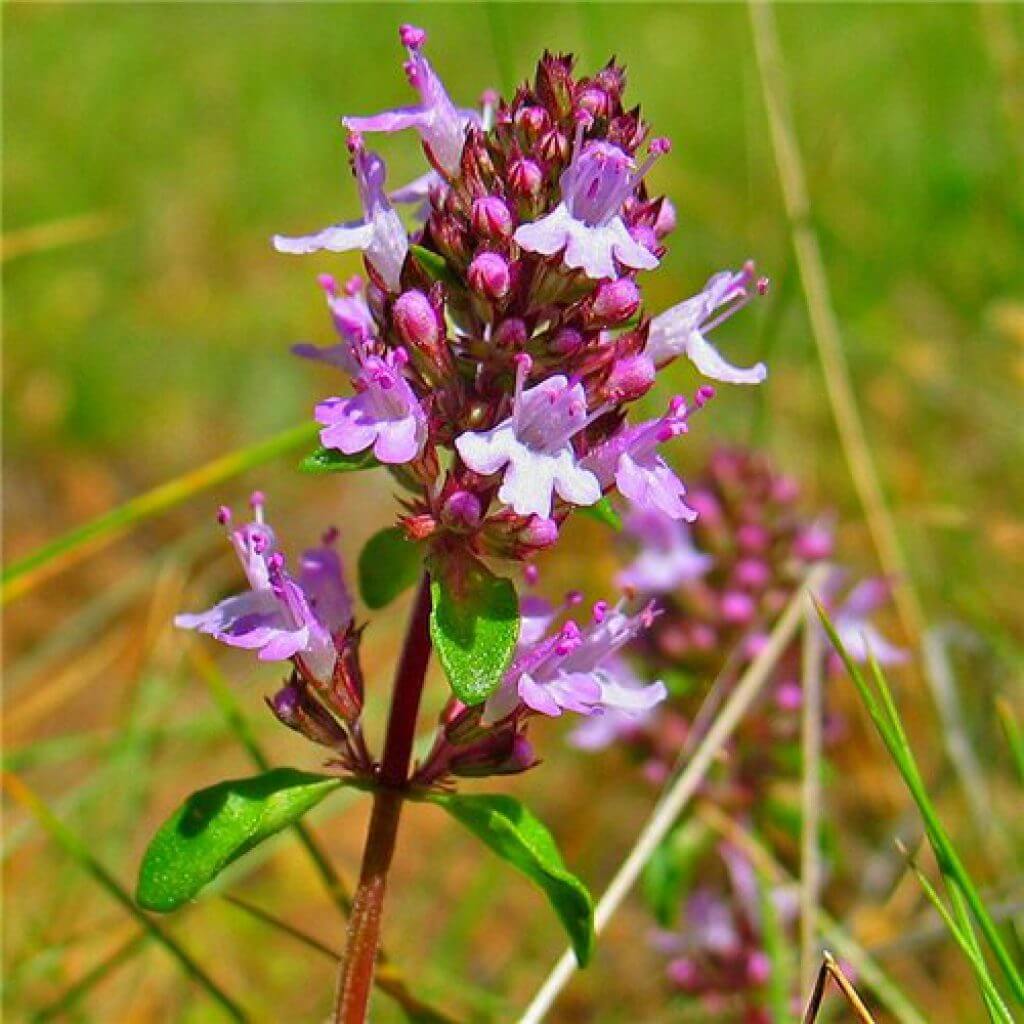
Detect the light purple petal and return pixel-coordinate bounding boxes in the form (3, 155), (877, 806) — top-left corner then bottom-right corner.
(518, 673), (564, 717)
(273, 220), (374, 256)
(686, 328), (767, 385)
(454, 422), (519, 477)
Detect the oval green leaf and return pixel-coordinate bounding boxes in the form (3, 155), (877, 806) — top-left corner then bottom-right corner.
(300, 446), (380, 475)
(137, 768), (343, 912)
(410, 243), (459, 287)
(358, 527), (423, 610)
(429, 556), (518, 706)
(427, 792), (595, 966)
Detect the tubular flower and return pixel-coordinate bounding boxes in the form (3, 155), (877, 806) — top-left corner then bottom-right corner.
(175, 495), (350, 685)
(292, 275), (376, 375)
(582, 393), (712, 521)
(513, 125), (665, 280)
(343, 25), (477, 176)
(455, 355), (602, 518)
(273, 134), (408, 292)
(616, 508), (713, 594)
(316, 348), (427, 464)
(646, 263), (769, 384)
(483, 596), (667, 724)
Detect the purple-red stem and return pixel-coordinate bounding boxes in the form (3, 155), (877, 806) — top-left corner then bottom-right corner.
(333, 574), (432, 1024)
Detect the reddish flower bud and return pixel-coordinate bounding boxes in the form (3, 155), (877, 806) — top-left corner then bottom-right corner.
(550, 327), (584, 355)
(468, 251), (511, 299)
(493, 317), (528, 348)
(393, 289), (440, 349)
(471, 195), (513, 239)
(521, 516), (559, 548)
(441, 490), (483, 529)
(538, 127), (570, 164)
(603, 353), (655, 402)
(589, 277), (641, 324)
(720, 590), (756, 624)
(515, 104), (550, 138)
(577, 85), (611, 119)
(654, 197), (677, 238)
(509, 157), (543, 196)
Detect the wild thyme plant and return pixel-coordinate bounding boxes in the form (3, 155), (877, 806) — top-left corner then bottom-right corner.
(571, 446), (904, 1018)
(137, 27), (767, 1021)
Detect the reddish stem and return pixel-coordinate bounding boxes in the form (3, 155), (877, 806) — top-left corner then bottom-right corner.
(333, 574), (432, 1024)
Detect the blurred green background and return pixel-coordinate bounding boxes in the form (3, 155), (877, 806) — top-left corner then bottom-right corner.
(3, 3), (1022, 1021)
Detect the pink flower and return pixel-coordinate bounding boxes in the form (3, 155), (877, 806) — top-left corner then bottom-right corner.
(454, 355), (602, 518)
(343, 25), (478, 176)
(513, 125), (665, 280)
(273, 135), (408, 292)
(646, 263), (768, 385)
(617, 508), (713, 594)
(291, 275), (375, 376)
(175, 496), (351, 685)
(484, 597), (667, 724)
(316, 348), (427, 464)
(583, 394), (708, 521)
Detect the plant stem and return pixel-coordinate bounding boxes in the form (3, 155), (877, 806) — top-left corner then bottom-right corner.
(334, 574), (433, 1024)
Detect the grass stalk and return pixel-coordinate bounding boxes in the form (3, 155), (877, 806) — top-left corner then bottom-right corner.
(800, 596), (824, 995)
(2, 421), (318, 606)
(3, 772), (248, 1022)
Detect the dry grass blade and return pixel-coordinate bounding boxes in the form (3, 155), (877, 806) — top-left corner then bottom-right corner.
(518, 565), (831, 1023)
(223, 894), (341, 960)
(3, 772), (248, 1022)
(800, 597), (824, 995)
(0, 210), (120, 262)
(802, 951), (878, 1024)
(2, 421), (318, 605)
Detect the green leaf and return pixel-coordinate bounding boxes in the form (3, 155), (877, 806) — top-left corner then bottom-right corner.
(579, 497), (622, 531)
(137, 768), (343, 912)
(300, 446), (380, 475)
(358, 527), (422, 610)
(429, 555), (518, 706)
(426, 792), (594, 966)
(410, 244), (460, 287)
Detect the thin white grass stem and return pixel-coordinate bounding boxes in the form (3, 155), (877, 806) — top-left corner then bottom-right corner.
(800, 598), (824, 995)
(518, 565), (831, 1024)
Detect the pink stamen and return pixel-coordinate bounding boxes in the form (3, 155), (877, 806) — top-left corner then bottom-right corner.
(216, 505), (232, 526)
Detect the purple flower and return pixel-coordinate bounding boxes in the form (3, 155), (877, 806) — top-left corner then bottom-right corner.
(316, 348), (427, 464)
(646, 264), (768, 385)
(454, 355), (602, 518)
(583, 394), (708, 521)
(343, 25), (477, 176)
(483, 597), (667, 724)
(291, 275), (375, 376)
(175, 496), (351, 685)
(513, 126), (665, 280)
(617, 508), (713, 594)
(828, 576), (907, 665)
(273, 135), (408, 293)
(567, 656), (657, 750)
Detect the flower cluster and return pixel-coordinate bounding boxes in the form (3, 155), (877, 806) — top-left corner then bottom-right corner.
(179, 29), (763, 779)
(570, 446), (902, 1014)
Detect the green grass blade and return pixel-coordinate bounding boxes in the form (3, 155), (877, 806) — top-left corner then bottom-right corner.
(818, 603), (1024, 1004)
(2, 421), (317, 605)
(33, 930), (149, 1022)
(3, 772), (248, 1021)
(756, 857), (795, 1023)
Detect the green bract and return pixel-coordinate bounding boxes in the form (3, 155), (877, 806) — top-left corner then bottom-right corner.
(428, 556), (519, 706)
(300, 446), (380, 475)
(358, 527), (422, 610)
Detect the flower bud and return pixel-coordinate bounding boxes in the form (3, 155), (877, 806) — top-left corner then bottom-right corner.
(538, 127), (570, 164)
(509, 157), (543, 196)
(468, 251), (511, 300)
(654, 197), (677, 238)
(589, 278), (641, 324)
(393, 289), (440, 349)
(667, 957), (700, 992)
(520, 516), (559, 549)
(515, 105), (550, 138)
(493, 317), (528, 348)
(471, 196), (513, 239)
(775, 681), (803, 712)
(603, 353), (655, 402)
(577, 85), (611, 119)
(734, 558), (771, 589)
(441, 490), (483, 530)
(746, 951), (772, 986)
(794, 522), (833, 561)
(737, 522), (770, 554)
(550, 327), (584, 355)
(720, 590), (756, 624)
